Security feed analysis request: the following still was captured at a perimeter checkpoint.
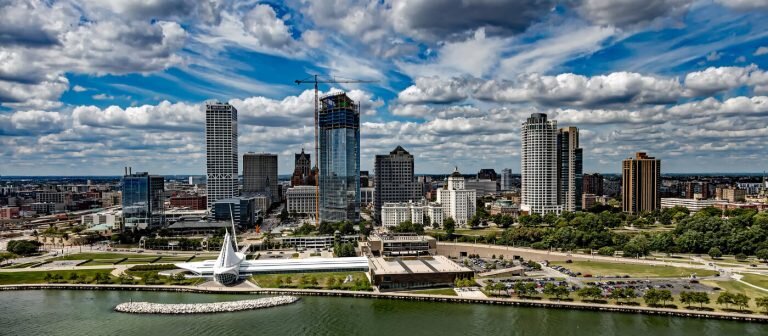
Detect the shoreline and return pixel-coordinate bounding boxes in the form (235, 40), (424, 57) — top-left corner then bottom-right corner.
(1, 283), (767, 323)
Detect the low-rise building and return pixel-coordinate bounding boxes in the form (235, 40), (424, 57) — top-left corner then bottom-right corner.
(488, 199), (520, 217)
(365, 233), (437, 257)
(276, 235), (360, 250)
(368, 255), (474, 290)
(213, 197), (256, 228)
(380, 200), (443, 228)
(661, 198), (718, 212)
(30, 202), (56, 215)
(465, 178), (497, 197)
(81, 209), (124, 231)
(169, 195), (207, 210)
(286, 186), (317, 215)
(0, 206), (20, 219)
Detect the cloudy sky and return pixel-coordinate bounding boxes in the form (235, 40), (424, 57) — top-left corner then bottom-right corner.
(1, 0), (768, 176)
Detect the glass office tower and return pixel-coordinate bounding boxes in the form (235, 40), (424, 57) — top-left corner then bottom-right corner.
(122, 171), (164, 229)
(318, 92), (360, 223)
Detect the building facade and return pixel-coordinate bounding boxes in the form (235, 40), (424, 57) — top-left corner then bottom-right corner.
(318, 92), (360, 223)
(286, 185), (317, 215)
(122, 171), (164, 229)
(212, 197), (255, 228)
(520, 113), (562, 215)
(501, 168), (513, 191)
(205, 102), (238, 210)
(374, 146), (418, 223)
(582, 173), (604, 196)
(380, 200), (444, 228)
(169, 195), (207, 210)
(243, 152), (278, 204)
(436, 168), (476, 226)
(557, 126), (583, 212)
(661, 198), (718, 212)
(622, 152), (661, 214)
(291, 148), (312, 186)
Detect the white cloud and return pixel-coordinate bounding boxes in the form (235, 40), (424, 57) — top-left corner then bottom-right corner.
(755, 46), (768, 56)
(92, 94), (114, 100)
(397, 77), (472, 104)
(72, 85), (88, 92)
(683, 64), (765, 95)
(706, 51), (722, 61)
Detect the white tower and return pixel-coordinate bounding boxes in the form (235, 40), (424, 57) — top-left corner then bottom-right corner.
(521, 113), (562, 215)
(205, 102), (238, 211)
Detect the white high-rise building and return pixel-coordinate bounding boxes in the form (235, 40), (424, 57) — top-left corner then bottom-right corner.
(437, 168), (476, 226)
(521, 113), (562, 215)
(205, 102), (238, 211)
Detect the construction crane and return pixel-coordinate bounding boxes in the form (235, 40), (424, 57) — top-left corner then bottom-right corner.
(294, 75), (378, 226)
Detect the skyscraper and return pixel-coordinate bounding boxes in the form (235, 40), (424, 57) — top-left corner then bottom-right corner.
(583, 173), (604, 195)
(122, 170), (164, 229)
(622, 152), (661, 214)
(520, 113), (562, 215)
(557, 127), (583, 212)
(243, 152), (278, 204)
(318, 92), (360, 223)
(291, 148), (311, 186)
(437, 167), (477, 226)
(374, 146), (418, 223)
(500, 168), (513, 191)
(205, 102), (238, 211)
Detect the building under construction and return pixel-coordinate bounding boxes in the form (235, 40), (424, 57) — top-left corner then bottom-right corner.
(318, 92), (361, 223)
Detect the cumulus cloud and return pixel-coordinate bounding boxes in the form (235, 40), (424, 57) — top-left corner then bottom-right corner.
(683, 64), (766, 95)
(397, 77), (472, 104)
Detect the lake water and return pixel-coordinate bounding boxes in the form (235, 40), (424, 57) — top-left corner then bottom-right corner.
(0, 290), (763, 335)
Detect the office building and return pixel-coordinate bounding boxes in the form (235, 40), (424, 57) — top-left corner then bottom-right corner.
(583, 173), (604, 196)
(291, 148), (312, 186)
(661, 198), (718, 212)
(205, 102), (238, 210)
(286, 185), (317, 215)
(318, 92), (360, 223)
(477, 168), (498, 181)
(718, 186), (746, 202)
(685, 181), (711, 199)
(212, 197), (256, 228)
(122, 170), (165, 229)
(501, 168), (513, 191)
(380, 200), (444, 228)
(622, 152), (661, 214)
(557, 127), (583, 212)
(436, 168), (476, 226)
(243, 152), (278, 204)
(169, 195), (207, 210)
(465, 178), (498, 197)
(374, 146), (418, 223)
(520, 113), (562, 215)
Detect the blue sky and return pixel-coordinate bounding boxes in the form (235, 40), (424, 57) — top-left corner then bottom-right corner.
(1, 0), (768, 175)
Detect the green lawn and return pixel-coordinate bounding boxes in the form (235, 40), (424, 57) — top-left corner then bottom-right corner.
(404, 288), (457, 296)
(549, 260), (717, 278)
(1, 262), (39, 269)
(50, 253), (161, 261)
(250, 271), (371, 291)
(741, 274), (768, 290)
(700, 280), (765, 310)
(0, 269), (115, 285)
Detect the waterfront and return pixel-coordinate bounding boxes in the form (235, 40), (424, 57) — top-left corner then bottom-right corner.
(0, 290), (764, 335)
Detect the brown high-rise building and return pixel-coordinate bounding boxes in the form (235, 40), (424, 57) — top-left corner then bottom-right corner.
(622, 152), (661, 214)
(583, 173), (604, 196)
(291, 148), (312, 186)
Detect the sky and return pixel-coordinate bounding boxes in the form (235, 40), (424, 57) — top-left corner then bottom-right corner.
(1, 0), (768, 176)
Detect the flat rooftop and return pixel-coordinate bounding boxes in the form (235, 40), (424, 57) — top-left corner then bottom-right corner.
(369, 233), (436, 242)
(369, 255), (471, 275)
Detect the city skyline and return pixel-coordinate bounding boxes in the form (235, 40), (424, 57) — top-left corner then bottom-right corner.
(2, 1), (768, 175)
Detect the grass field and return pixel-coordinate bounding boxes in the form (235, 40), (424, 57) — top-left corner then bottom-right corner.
(700, 280), (765, 310)
(404, 288), (457, 296)
(741, 274), (768, 290)
(51, 253), (161, 261)
(250, 271), (371, 290)
(549, 260), (717, 278)
(0, 269), (114, 285)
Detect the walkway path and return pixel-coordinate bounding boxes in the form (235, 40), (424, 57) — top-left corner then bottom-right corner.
(732, 274), (768, 293)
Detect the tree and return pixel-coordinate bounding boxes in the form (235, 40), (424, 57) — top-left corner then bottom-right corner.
(708, 247), (723, 259)
(6, 240), (43, 256)
(756, 249), (768, 262)
(658, 289), (673, 306)
(732, 293), (750, 311)
(443, 217), (456, 237)
(735, 253), (748, 261)
(597, 247), (615, 256)
(577, 286), (603, 301)
(755, 297), (768, 313)
(717, 292), (735, 309)
(643, 288), (661, 306)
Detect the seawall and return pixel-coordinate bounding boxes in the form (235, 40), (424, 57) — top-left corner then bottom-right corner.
(114, 296), (299, 314)
(1, 284), (766, 323)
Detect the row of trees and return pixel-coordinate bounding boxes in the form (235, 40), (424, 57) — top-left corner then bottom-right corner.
(6, 240), (42, 256)
(451, 207), (768, 258)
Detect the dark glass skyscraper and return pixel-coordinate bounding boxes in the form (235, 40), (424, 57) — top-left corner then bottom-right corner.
(557, 127), (583, 211)
(318, 92), (360, 223)
(122, 171), (164, 229)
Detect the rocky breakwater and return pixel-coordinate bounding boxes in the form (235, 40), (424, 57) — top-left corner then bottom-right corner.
(114, 296), (299, 314)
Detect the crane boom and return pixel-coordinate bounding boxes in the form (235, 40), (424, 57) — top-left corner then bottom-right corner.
(294, 74), (378, 226)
